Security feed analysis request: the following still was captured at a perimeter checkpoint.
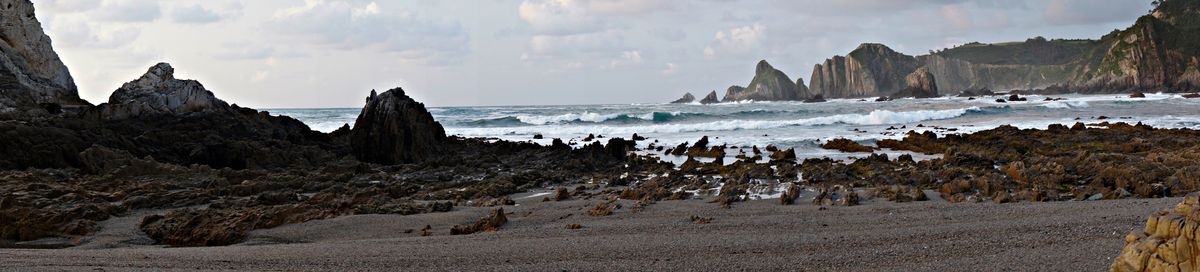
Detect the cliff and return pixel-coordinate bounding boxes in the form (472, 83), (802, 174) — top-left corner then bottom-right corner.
(0, 0), (87, 114)
(722, 60), (809, 102)
(809, 43), (920, 98)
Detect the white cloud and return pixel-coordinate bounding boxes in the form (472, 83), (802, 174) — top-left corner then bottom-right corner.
(95, 0), (161, 23)
(661, 62), (678, 75)
(270, 1), (470, 64)
(528, 31), (627, 56)
(518, 0), (604, 36)
(605, 50), (643, 68)
(48, 17), (141, 49)
(1043, 0), (1147, 26)
(36, 0), (102, 13)
(703, 23), (766, 59)
(941, 5), (972, 31)
(170, 4), (223, 24)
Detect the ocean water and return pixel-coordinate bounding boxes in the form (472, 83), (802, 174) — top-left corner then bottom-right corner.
(269, 93), (1200, 158)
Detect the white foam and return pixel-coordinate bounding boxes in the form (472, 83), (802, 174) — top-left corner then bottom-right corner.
(1041, 101), (1090, 109)
(449, 107), (984, 137)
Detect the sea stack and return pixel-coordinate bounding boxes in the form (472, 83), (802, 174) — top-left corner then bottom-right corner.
(810, 43), (921, 99)
(671, 92), (696, 103)
(722, 60), (808, 102)
(0, 0), (88, 114)
(90, 63), (232, 120)
(699, 90), (721, 104)
(350, 88), (447, 165)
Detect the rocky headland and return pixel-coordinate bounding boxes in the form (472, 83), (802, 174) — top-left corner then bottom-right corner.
(672, 0), (1200, 102)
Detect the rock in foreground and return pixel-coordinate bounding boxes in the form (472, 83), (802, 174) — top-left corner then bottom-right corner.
(350, 88), (446, 164)
(1112, 193), (1200, 271)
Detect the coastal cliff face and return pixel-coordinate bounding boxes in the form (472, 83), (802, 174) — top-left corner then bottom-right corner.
(350, 88), (447, 165)
(1088, 1), (1200, 93)
(89, 63), (232, 120)
(0, 0), (85, 113)
(892, 68), (938, 98)
(722, 60), (809, 102)
(810, 44), (920, 98)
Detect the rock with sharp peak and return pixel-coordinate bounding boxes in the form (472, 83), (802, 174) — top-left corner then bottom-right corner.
(0, 0), (87, 115)
(810, 43), (921, 99)
(699, 90), (720, 104)
(722, 60), (807, 102)
(350, 87), (447, 165)
(89, 63), (231, 120)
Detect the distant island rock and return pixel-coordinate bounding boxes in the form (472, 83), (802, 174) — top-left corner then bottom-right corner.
(0, 0), (88, 115)
(699, 90), (721, 104)
(810, 43), (920, 99)
(670, 92), (695, 103)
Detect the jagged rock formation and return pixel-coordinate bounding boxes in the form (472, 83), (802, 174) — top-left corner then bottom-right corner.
(89, 63), (231, 120)
(722, 60), (810, 102)
(699, 90), (720, 104)
(350, 88), (447, 165)
(670, 92), (695, 103)
(1112, 193), (1200, 271)
(0, 0), (87, 114)
(892, 68), (939, 98)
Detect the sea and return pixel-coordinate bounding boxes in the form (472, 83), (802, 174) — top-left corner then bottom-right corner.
(269, 93), (1200, 160)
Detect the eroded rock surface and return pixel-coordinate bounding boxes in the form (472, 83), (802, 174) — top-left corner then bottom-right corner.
(90, 63), (231, 120)
(350, 88), (446, 165)
(0, 0), (86, 115)
(1112, 193), (1200, 271)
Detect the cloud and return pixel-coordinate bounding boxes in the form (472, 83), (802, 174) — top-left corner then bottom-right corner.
(518, 0), (605, 36)
(703, 23), (766, 59)
(1043, 0), (1148, 26)
(650, 27), (686, 42)
(660, 62), (678, 75)
(36, 0), (102, 13)
(941, 5), (973, 31)
(95, 0), (161, 23)
(605, 50), (643, 68)
(48, 17), (141, 49)
(270, 0), (470, 64)
(528, 31), (628, 56)
(170, 4), (223, 24)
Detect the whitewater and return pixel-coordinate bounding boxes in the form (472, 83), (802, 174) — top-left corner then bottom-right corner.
(271, 93), (1200, 158)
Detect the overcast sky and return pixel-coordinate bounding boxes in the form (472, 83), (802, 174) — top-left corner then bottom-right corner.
(34, 0), (1151, 108)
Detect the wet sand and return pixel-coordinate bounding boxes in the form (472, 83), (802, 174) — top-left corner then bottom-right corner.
(1, 193), (1173, 271)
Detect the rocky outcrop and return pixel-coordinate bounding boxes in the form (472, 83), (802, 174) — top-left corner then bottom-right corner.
(350, 88), (446, 165)
(0, 0), (87, 114)
(810, 44), (921, 99)
(670, 92), (695, 103)
(722, 60), (809, 102)
(892, 68), (939, 98)
(1112, 193), (1200, 271)
(89, 63), (231, 120)
(699, 90), (720, 104)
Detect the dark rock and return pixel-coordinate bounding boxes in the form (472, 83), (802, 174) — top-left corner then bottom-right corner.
(699, 90), (721, 104)
(670, 92), (696, 103)
(1130, 91), (1146, 98)
(802, 94), (827, 103)
(350, 88), (446, 165)
(722, 60), (811, 102)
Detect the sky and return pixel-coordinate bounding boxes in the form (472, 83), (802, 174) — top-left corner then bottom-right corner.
(33, 0), (1152, 108)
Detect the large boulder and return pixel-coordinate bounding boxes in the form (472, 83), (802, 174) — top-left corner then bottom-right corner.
(350, 88), (446, 164)
(1112, 193), (1200, 271)
(0, 0), (87, 114)
(90, 63), (231, 120)
(893, 68), (939, 98)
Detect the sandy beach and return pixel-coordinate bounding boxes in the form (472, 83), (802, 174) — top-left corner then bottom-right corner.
(2, 193), (1173, 271)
